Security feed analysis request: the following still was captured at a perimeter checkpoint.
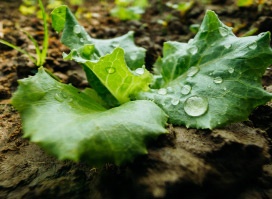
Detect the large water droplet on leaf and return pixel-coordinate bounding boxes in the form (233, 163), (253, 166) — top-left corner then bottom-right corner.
(106, 67), (116, 74)
(135, 68), (145, 75)
(187, 66), (199, 77)
(213, 77), (223, 84)
(171, 98), (179, 105)
(228, 68), (234, 73)
(219, 27), (228, 37)
(248, 42), (257, 50)
(158, 88), (167, 95)
(181, 85), (191, 95)
(73, 25), (81, 34)
(184, 96), (208, 117)
(188, 46), (198, 55)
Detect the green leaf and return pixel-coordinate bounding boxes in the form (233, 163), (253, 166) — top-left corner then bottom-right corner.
(51, 6), (146, 69)
(51, 5), (67, 33)
(11, 67), (168, 166)
(137, 10), (272, 129)
(64, 47), (152, 104)
(237, 0), (254, 6)
(110, 6), (144, 21)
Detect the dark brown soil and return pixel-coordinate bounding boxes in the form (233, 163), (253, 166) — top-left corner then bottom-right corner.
(1, 0), (272, 198)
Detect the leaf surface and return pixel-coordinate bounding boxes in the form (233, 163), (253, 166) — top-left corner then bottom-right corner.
(137, 10), (272, 129)
(51, 6), (146, 69)
(64, 46), (152, 104)
(11, 67), (167, 166)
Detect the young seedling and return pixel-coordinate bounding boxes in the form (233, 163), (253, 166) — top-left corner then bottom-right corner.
(0, 0), (48, 67)
(11, 7), (272, 166)
(110, 0), (148, 20)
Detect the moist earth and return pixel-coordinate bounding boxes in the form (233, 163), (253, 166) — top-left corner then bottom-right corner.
(1, 0), (272, 198)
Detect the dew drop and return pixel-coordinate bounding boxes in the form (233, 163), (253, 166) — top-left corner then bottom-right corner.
(213, 76), (223, 84)
(135, 68), (145, 75)
(248, 42), (257, 50)
(158, 88), (167, 95)
(181, 85), (191, 95)
(54, 92), (65, 102)
(130, 54), (137, 60)
(167, 87), (173, 93)
(111, 41), (119, 48)
(106, 67), (116, 74)
(223, 87), (227, 91)
(228, 68), (234, 73)
(184, 96), (208, 117)
(187, 66), (199, 77)
(188, 46), (198, 55)
(219, 27), (228, 37)
(224, 43), (231, 49)
(73, 25), (81, 34)
(171, 98), (180, 106)
(80, 38), (84, 43)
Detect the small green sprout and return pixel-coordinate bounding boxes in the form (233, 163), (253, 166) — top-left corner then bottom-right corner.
(0, 0), (48, 67)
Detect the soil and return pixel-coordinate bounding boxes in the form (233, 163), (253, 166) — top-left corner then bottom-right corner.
(1, 0), (272, 198)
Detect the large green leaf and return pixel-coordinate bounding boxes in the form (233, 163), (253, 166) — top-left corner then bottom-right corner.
(11, 67), (167, 166)
(137, 10), (272, 129)
(64, 46), (152, 104)
(51, 6), (146, 69)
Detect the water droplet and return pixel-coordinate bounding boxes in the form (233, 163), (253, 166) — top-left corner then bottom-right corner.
(184, 96), (209, 117)
(54, 92), (65, 102)
(181, 85), (191, 95)
(188, 39), (194, 44)
(219, 27), (228, 37)
(158, 88), (167, 95)
(106, 67), (116, 74)
(80, 38), (84, 43)
(223, 87), (227, 91)
(171, 98), (180, 106)
(248, 42), (257, 50)
(111, 41), (119, 48)
(228, 68), (234, 73)
(188, 46), (198, 55)
(224, 43), (231, 49)
(187, 66), (199, 77)
(214, 77), (223, 84)
(258, 32), (265, 37)
(73, 25), (81, 34)
(167, 87), (173, 92)
(130, 54), (137, 60)
(135, 68), (145, 75)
